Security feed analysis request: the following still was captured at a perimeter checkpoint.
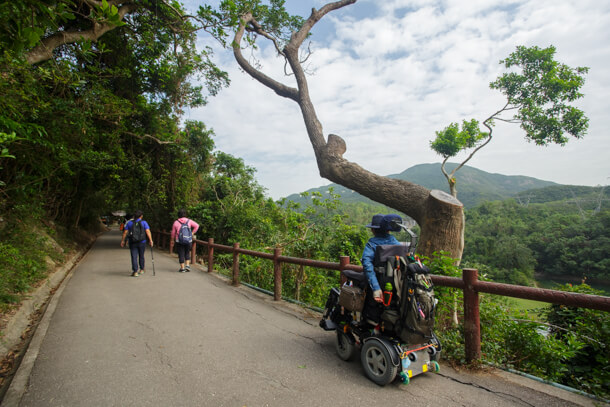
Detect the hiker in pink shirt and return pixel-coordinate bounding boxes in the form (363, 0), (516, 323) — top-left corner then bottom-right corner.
(171, 208), (200, 272)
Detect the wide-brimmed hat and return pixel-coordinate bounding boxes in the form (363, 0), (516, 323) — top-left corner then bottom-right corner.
(366, 214), (384, 229)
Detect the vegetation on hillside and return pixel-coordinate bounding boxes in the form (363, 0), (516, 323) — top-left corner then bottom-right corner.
(463, 197), (610, 284)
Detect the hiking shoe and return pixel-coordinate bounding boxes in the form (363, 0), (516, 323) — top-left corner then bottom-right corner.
(185, 266), (191, 272)
(138, 269), (145, 276)
(131, 271), (139, 277)
(178, 268), (186, 273)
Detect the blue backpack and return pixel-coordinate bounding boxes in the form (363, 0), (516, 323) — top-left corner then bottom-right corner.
(178, 219), (193, 244)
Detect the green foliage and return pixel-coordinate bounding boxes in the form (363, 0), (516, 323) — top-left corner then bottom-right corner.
(0, 206), (69, 309)
(0, 1), (77, 54)
(479, 301), (583, 382)
(464, 199), (610, 283)
(491, 45), (589, 145)
(430, 119), (488, 158)
(216, 0), (305, 47)
(422, 251), (463, 326)
(431, 45), (588, 198)
(543, 284), (610, 397)
(0, 131), (16, 159)
(190, 167), (369, 307)
(0, 0), (228, 228)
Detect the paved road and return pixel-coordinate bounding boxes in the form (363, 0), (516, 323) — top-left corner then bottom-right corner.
(2, 230), (598, 406)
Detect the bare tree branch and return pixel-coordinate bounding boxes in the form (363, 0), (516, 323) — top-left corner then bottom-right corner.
(125, 131), (174, 145)
(232, 13), (299, 101)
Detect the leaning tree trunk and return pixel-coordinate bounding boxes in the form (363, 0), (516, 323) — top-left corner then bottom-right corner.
(313, 140), (464, 259)
(233, 2), (465, 260)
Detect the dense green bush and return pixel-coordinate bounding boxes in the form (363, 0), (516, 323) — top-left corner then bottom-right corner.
(543, 284), (610, 397)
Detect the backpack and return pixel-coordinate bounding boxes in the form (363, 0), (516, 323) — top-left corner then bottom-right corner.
(397, 262), (436, 344)
(374, 245), (437, 345)
(128, 219), (147, 243)
(177, 219), (193, 244)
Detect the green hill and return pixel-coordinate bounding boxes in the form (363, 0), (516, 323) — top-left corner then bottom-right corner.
(284, 163), (558, 208)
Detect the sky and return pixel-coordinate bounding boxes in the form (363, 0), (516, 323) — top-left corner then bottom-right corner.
(181, 0), (610, 200)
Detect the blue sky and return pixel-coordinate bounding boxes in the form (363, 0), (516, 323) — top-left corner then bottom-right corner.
(182, 0), (610, 200)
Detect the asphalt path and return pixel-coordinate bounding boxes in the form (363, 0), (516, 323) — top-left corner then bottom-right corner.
(2, 230), (598, 406)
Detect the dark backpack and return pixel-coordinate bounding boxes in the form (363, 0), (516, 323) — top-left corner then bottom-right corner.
(397, 262), (436, 344)
(177, 219), (193, 244)
(129, 219), (147, 243)
(374, 245), (437, 345)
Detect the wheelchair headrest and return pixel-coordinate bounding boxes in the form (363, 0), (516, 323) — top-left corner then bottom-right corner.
(381, 214), (403, 232)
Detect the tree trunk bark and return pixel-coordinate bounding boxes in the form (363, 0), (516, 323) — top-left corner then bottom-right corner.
(232, 3), (465, 259)
(418, 190), (464, 259)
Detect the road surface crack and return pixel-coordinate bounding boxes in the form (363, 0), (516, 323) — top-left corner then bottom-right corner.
(437, 372), (537, 406)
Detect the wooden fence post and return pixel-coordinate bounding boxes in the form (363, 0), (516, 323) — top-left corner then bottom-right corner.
(207, 238), (214, 273)
(191, 242), (197, 265)
(232, 242), (240, 286)
(463, 268), (481, 363)
(273, 247), (282, 301)
(339, 256), (350, 285)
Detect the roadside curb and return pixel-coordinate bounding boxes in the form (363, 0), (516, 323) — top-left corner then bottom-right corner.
(0, 247), (90, 407)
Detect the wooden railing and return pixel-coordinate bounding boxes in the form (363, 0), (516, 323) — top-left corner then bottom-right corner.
(153, 230), (610, 362)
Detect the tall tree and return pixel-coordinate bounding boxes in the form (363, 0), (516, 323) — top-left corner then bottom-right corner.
(228, 0), (464, 259)
(431, 45), (588, 198)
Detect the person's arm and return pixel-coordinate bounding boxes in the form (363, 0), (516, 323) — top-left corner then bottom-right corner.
(146, 228), (154, 247)
(189, 220), (199, 236)
(120, 223), (129, 247)
(362, 242), (383, 301)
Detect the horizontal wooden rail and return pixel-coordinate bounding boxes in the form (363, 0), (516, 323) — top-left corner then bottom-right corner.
(152, 230), (610, 362)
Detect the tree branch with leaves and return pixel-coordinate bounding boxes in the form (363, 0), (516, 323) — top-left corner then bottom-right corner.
(431, 45), (589, 199)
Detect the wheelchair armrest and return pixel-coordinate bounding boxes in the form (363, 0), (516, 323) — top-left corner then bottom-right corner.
(342, 269), (366, 282)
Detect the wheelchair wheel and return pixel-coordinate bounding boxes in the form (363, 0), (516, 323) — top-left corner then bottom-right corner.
(335, 331), (356, 361)
(361, 340), (398, 386)
(429, 332), (442, 361)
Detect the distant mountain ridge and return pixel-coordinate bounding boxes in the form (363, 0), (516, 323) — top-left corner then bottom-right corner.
(284, 163), (559, 208)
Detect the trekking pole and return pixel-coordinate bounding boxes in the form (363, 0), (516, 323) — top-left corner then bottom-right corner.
(151, 244), (156, 276)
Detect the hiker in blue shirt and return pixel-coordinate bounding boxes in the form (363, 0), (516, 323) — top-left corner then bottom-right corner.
(120, 209), (154, 277)
(361, 214), (400, 302)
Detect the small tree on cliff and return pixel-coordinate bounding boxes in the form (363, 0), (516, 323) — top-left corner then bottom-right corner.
(430, 45), (589, 199)
(228, 0), (464, 259)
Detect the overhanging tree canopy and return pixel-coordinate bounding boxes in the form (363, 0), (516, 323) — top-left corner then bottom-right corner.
(0, 0), (232, 226)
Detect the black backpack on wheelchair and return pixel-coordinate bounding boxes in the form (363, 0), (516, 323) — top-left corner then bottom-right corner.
(374, 244), (437, 345)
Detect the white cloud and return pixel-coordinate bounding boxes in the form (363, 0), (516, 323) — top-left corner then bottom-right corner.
(186, 0), (610, 199)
